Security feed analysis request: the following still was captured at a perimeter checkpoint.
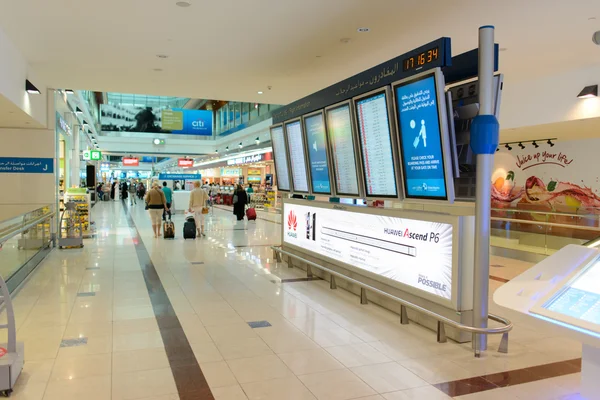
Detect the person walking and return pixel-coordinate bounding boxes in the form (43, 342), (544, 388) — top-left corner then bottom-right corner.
(188, 181), (209, 237)
(161, 181), (173, 221)
(233, 184), (248, 221)
(128, 180), (137, 205)
(110, 181), (116, 201)
(121, 181), (128, 202)
(145, 183), (169, 238)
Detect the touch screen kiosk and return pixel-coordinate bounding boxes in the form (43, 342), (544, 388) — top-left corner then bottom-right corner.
(353, 87), (403, 199)
(392, 68), (455, 203)
(324, 101), (364, 198)
(269, 124), (292, 192)
(494, 244), (600, 399)
(284, 119), (311, 194)
(302, 111), (333, 195)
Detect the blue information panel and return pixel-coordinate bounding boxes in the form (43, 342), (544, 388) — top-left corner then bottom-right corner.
(394, 73), (447, 199)
(158, 173), (201, 180)
(0, 157), (54, 173)
(303, 113), (331, 194)
(543, 259), (600, 325)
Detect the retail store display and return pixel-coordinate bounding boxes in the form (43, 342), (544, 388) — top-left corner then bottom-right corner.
(64, 189), (93, 238)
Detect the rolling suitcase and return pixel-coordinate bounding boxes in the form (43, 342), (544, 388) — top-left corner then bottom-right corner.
(164, 217), (175, 239)
(183, 217), (196, 240)
(246, 207), (257, 221)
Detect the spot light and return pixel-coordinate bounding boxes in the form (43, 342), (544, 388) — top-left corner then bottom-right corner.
(533, 141), (539, 148)
(519, 142), (525, 149)
(505, 144), (512, 151)
(25, 80), (40, 94)
(577, 85), (598, 99)
(547, 139), (555, 147)
(255, 137), (260, 145)
(75, 107), (83, 115)
(64, 89), (74, 95)
(239, 142), (243, 149)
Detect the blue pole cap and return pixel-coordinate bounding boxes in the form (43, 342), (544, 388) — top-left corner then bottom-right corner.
(470, 114), (500, 155)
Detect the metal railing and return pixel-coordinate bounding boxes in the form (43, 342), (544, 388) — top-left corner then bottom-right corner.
(271, 246), (512, 358)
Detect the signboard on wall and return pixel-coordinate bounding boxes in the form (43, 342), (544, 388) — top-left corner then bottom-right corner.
(158, 173), (201, 180)
(122, 158), (139, 167)
(101, 105), (213, 136)
(82, 150), (102, 161)
(492, 139), (600, 213)
(283, 202), (453, 299)
(221, 168), (241, 177)
(227, 154), (264, 166)
(0, 157), (54, 174)
(178, 159), (194, 168)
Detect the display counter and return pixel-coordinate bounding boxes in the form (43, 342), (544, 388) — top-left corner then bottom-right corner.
(494, 244), (600, 399)
(171, 191), (191, 214)
(280, 198), (475, 341)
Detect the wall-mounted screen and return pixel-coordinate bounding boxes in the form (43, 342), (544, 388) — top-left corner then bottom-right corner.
(393, 69), (453, 201)
(325, 102), (361, 197)
(354, 88), (400, 198)
(284, 120), (310, 193)
(269, 124), (291, 192)
(283, 202), (454, 300)
(303, 112), (332, 194)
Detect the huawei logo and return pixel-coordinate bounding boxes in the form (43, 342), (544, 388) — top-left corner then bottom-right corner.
(288, 211), (297, 231)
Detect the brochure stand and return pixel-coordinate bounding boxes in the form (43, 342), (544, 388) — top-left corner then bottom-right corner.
(494, 244), (600, 399)
(0, 273), (24, 397)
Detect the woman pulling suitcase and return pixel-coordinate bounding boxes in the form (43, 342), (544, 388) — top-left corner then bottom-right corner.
(188, 181), (209, 238)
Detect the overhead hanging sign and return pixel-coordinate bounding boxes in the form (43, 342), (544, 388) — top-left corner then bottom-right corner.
(178, 159), (194, 168)
(82, 150), (102, 161)
(122, 157), (139, 167)
(0, 157), (54, 174)
(227, 154), (263, 166)
(158, 173), (201, 180)
(221, 168), (241, 177)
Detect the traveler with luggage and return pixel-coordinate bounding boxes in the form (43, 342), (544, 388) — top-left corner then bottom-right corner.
(233, 184), (248, 221)
(188, 181), (209, 238)
(145, 183), (169, 238)
(161, 181), (173, 221)
(128, 180), (137, 205)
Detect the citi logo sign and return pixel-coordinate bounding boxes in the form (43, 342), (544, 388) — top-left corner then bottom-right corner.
(287, 211), (298, 238)
(192, 120), (205, 128)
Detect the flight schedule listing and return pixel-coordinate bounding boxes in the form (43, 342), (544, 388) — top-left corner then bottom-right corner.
(356, 93), (397, 197)
(395, 75), (447, 199)
(326, 105), (359, 195)
(285, 121), (309, 192)
(270, 126), (290, 191)
(304, 114), (331, 194)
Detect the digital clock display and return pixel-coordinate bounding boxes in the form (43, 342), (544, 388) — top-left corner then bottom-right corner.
(403, 47), (439, 72)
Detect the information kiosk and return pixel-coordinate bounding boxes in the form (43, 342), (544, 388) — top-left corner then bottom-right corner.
(494, 244), (600, 399)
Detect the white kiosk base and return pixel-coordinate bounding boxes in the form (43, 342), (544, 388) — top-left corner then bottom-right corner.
(582, 344), (600, 399)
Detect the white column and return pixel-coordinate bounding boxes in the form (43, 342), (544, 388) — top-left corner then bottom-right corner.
(70, 124), (80, 187)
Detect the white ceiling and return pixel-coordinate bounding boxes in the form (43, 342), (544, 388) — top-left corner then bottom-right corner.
(0, 0), (599, 106)
(0, 93), (44, 129)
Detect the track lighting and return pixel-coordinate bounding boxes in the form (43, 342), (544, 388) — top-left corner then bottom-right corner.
(533, 141), (539, 148)
(505, 144), (512, 151)
(25, 80), (40, 94)
(518, 142), (525, 149)
(547, 139), (555, 147)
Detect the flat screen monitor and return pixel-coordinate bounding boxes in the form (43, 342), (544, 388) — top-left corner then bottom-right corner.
(353, 88), (401, 198)
(302, 111), (332, 195)
(324, 102), (362, 197)
(269, 124), (291, 192)
(284, 119), (310, 193)
(392, 68), (454, 201)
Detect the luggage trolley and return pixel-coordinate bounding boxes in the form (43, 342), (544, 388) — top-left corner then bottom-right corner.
(0, 274), (24, 397)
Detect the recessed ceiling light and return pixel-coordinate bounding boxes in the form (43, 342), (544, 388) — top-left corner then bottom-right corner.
(257, 91), (263, 94)
(156, 54), (169, 59)
(340, 38), (351, 44)
(499, 47), (508, 52)
(357, 27), (370, 33)
(176, 1), (191, 7)
(153, 68), (163, 72)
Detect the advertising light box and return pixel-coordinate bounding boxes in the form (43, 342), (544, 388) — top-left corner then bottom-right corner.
(393, 69), (454, 201)
(325, 102), (362, 197)
(303, 111), (332, 195)
(354, 88), (401, 198)
(284, 120), (310, 193)
(270, 124), (291, 192)
(283, 201), (454, 300)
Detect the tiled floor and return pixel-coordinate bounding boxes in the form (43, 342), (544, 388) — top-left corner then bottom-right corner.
(2, 201), (586, 399)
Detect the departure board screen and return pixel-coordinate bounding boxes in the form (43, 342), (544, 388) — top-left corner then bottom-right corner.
(285, 120), (309, 193)
(270, 125), (291, 191)
(303, 113), (332, 194)
(355, 91), (398, 197)
(325, 104), (360, 196)
(542, 258), (600, 326)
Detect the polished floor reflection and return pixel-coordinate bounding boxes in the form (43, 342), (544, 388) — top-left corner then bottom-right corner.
(3, 201), (585, 399)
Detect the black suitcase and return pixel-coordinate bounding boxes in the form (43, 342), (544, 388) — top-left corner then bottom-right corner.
(183, 219), (196, 240)
(164, 219), (175, 239)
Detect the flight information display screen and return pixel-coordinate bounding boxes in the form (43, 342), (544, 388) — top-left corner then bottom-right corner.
(304, 113), (331, 194)
(325, 104), (360, 196)
(285, 120), (309, 193)
(542, 258), (600, 325)
(355, 91), (398, 197)
(394, 73), (448, 200)
(270, 125), (291, 191)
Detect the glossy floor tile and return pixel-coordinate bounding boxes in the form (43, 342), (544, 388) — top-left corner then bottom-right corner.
(0, 202), (586, 399)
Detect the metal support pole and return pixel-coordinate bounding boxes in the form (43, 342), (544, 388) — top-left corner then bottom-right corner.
(437, 321), (447, 343)
(287, 255), (294, 268)
(306, 264), (313, 278)
(330, 275), (337, 289)
(471, 25), (499, 354)
(360, 288), (368, 304)
(400, 305), (409, 325)
(498, 332), (509, 354)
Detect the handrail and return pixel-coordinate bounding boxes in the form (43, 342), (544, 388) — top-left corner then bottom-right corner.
(491, 207), (600, 219)
(0, 212), (55, 246)
(491, 216), (600, 232)
(271, 246), (512, 358)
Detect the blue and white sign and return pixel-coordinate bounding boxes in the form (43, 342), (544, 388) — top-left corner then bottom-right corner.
(0, 157), (54, 174)
(304, 113), (331, 194)
(171, 109), (213, 136)
(395, 74), (447, 199)
(158, 173), (201, 181)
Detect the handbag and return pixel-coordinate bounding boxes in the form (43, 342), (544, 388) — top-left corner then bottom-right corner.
(202, 207), (209, 214)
